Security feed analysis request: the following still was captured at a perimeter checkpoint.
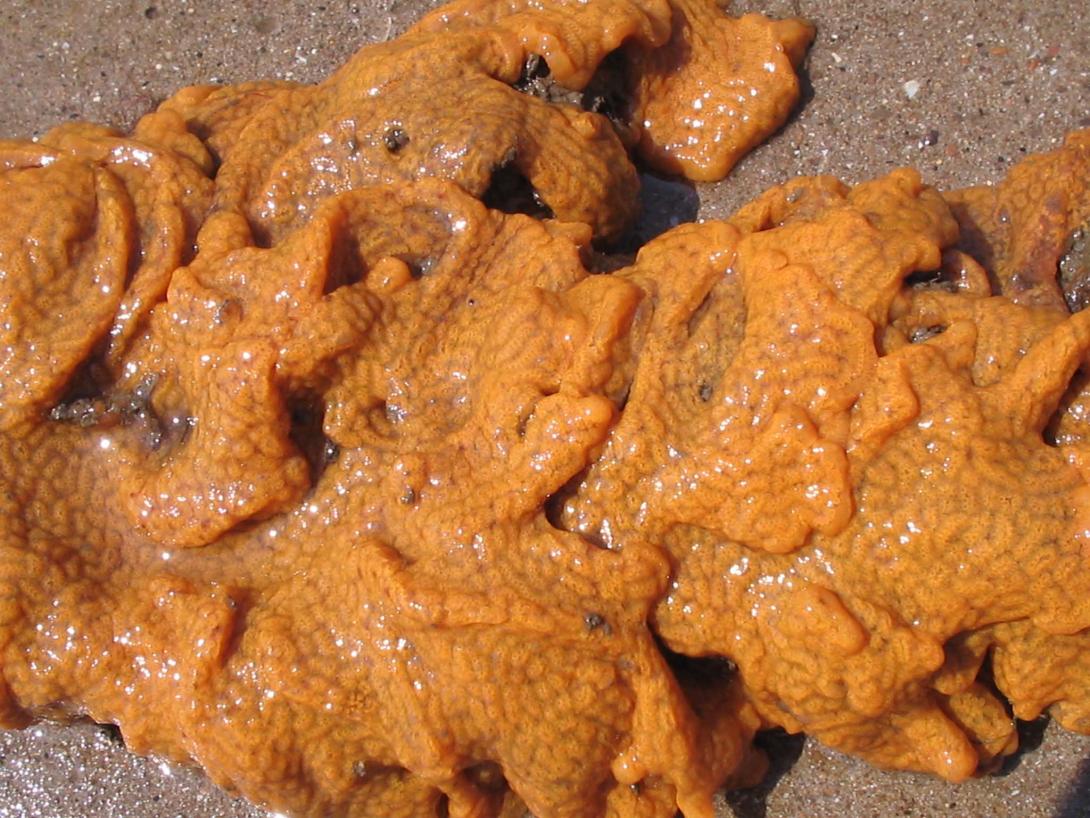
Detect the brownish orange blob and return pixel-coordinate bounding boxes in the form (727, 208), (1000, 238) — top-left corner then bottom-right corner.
(0, 1), (1089, 817)
(566, 139), (1090, 781)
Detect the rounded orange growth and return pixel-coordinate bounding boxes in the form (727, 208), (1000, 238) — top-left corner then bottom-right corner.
(1, 1), (1090, 816)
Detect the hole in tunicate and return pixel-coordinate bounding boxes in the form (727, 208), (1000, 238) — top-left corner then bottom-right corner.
(583, 612), (612, 635)
(48, 357), (111, 420)
(50, 372), (165, 449)
(515, 49), (636, 139)
(905, 268), (959, 293)
(908, 325), (946, 343)
(382, 126), (410, 153)
(49, 397), (112, 429)
(97, 723), (125, 746)
(400, 254), (437, 278)
(580, 50), (632, 128)
(287, 393), (335, 483)
(658, 640), (738, 681)
(516, 53), (549, 87)
(514, 54), (583, 107)
(482, 162), (554, 220)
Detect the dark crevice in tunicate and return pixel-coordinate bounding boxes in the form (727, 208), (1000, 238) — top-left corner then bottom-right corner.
(514, 54), (584, 107)
(382, 125), (410, 153)
(966, 651), (1022, 775)
(1060, 226), (1090, 312)
(287, 393), (337, 483)
(544, 464), (611, 548)
(482, 161), (554, 221)
(1001, 715), (1051, 775)
(583, 612), (612, 635)
(218, 589), (254, 665)
(515, 48), (636, 134)
(580, 49), (633, 131)
(325, 229), (369, 294)
(97, 722), (125, 747)
(50, 372), (165, 449)
(583, 248), (636, 273)
(909, 325), (947, 343)
(248, 218), (274, 250)
(905, 268), (959, 293)
(944, 202), (1002, 295)
(722, 728), (807, 815)
(1043, 367), (1090, 448)
(463, 761), (508, 794)
(658, 638), (738, 679)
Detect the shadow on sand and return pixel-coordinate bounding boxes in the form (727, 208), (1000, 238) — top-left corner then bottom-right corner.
(719, 730), (807, 818)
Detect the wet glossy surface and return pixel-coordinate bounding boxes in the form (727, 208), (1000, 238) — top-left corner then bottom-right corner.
(2, 1), (1090, 818)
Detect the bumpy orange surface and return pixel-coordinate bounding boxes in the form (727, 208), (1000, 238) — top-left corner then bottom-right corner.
(1, 1), (1089, 817)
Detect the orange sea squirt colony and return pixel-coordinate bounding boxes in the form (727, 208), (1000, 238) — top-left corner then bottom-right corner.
(1, 0), (1090, 816)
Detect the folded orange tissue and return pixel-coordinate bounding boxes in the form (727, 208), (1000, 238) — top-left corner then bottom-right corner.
(0, 1), (1088, 817)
